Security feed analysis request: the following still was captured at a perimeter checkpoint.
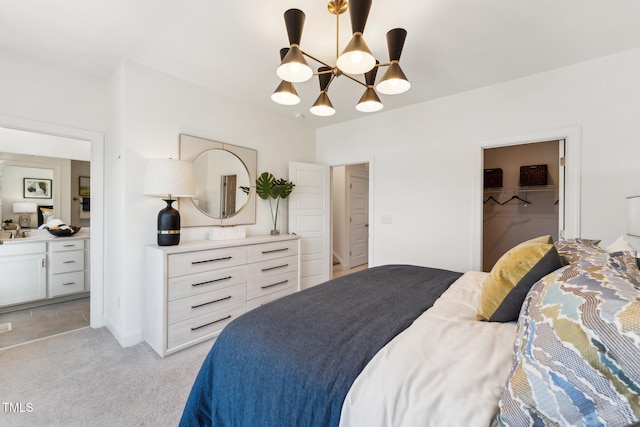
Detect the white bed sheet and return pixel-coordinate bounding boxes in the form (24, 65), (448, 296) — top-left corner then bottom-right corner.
(339, 271), (518, 427)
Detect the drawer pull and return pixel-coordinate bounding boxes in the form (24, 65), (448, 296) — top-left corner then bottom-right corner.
(192, 276), (232, 287)
(192, 256), (232, 265)
(191, 295), (232, 309)
(191, 315), (232, 331)
(62, 282), (76, 286)
(261, 248), (289, 254)
(262, 263), (289, 272)
(261, 280), (288, 290)
(63, 260), (76, 264)
(63, 244), (77, 248)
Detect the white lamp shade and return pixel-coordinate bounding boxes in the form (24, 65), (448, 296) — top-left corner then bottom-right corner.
(143, 159), (195, 198)
(13, 202), (37, 213)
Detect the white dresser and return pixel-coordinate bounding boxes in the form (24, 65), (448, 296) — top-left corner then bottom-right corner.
(145, 234), (300, 356)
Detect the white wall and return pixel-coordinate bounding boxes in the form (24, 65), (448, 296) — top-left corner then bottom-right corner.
(106, 60), (316, 345)
(317, 48), (640, 273)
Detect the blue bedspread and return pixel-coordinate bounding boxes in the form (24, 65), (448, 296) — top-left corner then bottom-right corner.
(180, 264), (461, 427)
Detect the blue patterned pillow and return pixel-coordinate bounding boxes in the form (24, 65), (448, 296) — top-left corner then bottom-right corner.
(495, 250), (640, 426)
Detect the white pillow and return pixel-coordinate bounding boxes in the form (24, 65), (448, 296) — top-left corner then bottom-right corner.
(605, 235), (636, 255)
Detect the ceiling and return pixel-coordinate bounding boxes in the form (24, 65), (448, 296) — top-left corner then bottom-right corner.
(1, 0), (640, 129)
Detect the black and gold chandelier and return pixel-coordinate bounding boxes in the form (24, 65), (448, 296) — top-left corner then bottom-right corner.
(271, 0), (410, 117)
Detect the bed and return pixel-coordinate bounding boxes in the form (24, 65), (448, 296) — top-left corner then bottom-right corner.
(180, 237), (640, 427)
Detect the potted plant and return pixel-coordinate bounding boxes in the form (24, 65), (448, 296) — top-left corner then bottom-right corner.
(2, 218), (16, 230)
(256, 172), (295, 235)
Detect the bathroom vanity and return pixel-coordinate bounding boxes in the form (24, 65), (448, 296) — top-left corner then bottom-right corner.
(0, 229), (90, 310)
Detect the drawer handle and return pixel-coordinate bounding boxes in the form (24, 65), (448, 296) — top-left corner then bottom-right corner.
(192, 256), (232, 265)
(191, 315), (232, 331)
(262, 263), (288, 272)
(261, 280), (288, 290)
(261, 248), (289, 254)
(192, 276), (232, 287)
(63, 244), (77, 248)
(191, 295), (232, 309)
(63, 261), (76, 264)
(62, 282), (76, 286)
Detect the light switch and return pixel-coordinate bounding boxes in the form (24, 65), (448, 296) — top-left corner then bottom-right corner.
(380, 214), (392, 224)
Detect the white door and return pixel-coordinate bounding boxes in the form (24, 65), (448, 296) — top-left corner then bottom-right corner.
(288, 161), (331, 289)
(349, 175), (368, 268)
(558, 139), (566, 238)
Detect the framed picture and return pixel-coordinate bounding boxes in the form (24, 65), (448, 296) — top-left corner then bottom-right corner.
(23, 178), (52, 199)
(79, 176), (91, 197)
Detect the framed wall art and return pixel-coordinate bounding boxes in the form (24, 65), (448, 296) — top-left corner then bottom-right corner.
(23, 178), (52, 199)
(79, 176), (90, 196)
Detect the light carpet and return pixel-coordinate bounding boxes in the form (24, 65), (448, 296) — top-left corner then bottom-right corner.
(0, 327), (212, 426)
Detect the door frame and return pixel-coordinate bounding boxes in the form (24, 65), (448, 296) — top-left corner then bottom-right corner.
(473, 126), (581, 270)
(0, 114), (105, 328)
(329, 157), (375, 274)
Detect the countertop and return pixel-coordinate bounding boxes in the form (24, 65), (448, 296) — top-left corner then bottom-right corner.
(0, 228), (90, 245)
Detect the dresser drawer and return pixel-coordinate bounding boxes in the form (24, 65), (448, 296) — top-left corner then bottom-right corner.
(49, 271), (85, 297)
(49, 239), (85, 252)
(168, 246), (247, 278)
(247, 239), (298, 264)
(248, 254), (298, 278)
(247, 267), (298, 300)
(50, 250), (85, 274)
(168, 283), (246, 324)
(168, 265), (247, 301)
(167, 302), (245, 350)
(246, 284), (296, 311)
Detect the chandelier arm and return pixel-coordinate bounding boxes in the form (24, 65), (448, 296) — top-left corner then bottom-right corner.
(340, 72), (368, 88)
(301, 50), (334, 69)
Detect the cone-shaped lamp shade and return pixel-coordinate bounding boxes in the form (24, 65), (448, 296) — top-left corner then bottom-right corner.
(317, 66), (333, 91)
(376, 62), (410, 95)
(386, 28), (407, 61)
(271, 80), (300, 105)
(336, 0), (375, 75)
(356, 87), (383, 112)
(348, 0), (372, 34)
(309, 91), (336, 116)
(283, 9), (306, 45)
(277, 45), (313, 82)
(336, 33), (376, 75)
(377, 28), (410, 95)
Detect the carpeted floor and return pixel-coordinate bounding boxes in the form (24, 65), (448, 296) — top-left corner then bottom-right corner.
(0, 327), (212, 426)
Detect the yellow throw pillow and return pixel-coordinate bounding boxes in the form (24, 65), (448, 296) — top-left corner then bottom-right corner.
(478, 235), (562, 322)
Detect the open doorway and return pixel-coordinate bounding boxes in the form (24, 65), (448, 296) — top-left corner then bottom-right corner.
(0, 119), (104, 349)
(482, 140), (563, 271)
(331, 163), (370, 277)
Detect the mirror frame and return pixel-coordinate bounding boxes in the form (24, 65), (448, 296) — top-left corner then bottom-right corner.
(179, 134), (257, 226)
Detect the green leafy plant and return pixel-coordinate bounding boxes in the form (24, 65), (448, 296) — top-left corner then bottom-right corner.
(256, 172), (295, 234)
(2, 218), (13, 227)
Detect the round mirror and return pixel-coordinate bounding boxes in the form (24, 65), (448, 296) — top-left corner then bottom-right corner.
(191, 149), (251, 219)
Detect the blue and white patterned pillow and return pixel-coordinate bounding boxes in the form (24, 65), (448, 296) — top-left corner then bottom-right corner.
(494, 249), (640, 427)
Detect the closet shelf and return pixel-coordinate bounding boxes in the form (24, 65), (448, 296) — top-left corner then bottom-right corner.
(484, 185), (557, 193)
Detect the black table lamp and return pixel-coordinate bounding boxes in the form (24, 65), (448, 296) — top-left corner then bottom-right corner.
(144, 159), (195, 246)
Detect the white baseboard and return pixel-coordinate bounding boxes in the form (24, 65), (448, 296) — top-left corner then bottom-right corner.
(104, 320), (144, 348)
